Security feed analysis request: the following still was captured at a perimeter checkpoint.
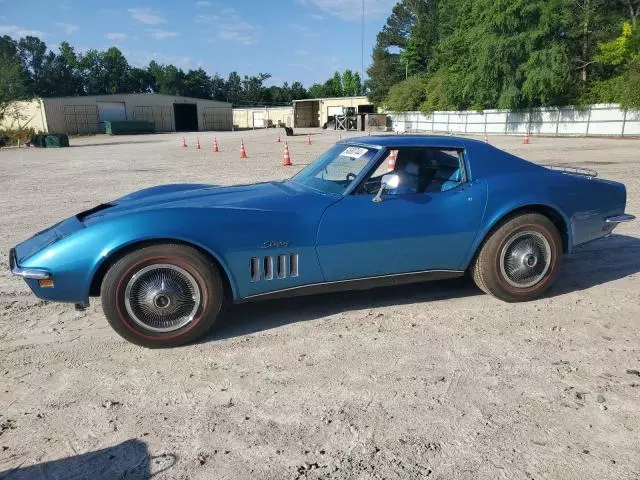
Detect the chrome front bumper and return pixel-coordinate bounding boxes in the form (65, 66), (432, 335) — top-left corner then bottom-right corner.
(605, 214), (636, 223)
(9, 248), (50, 280)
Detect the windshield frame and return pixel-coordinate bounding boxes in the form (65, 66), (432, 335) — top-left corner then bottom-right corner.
(289, 142), (384, 196)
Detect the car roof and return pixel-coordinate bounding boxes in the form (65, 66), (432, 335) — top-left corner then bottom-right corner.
(340, 134), (486, 149)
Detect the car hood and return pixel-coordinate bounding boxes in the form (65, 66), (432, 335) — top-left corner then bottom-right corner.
(80, 181), (327, 224)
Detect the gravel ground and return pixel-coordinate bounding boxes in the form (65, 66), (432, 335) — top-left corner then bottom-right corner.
(0, 129), (639, 480)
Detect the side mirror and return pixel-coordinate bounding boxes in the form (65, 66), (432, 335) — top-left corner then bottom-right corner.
(373, 173), (400, 203)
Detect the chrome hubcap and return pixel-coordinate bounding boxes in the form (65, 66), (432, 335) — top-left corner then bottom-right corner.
(124, 264), (201, 333)
(500, 231), (552, 288)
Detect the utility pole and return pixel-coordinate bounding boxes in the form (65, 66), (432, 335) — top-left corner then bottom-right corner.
(361, 0), (365, 88)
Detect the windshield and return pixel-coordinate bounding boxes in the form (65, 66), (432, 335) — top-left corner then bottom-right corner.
(290, 144), (379, 194)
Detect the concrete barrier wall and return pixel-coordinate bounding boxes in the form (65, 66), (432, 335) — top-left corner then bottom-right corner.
(388, 104), (640, 137)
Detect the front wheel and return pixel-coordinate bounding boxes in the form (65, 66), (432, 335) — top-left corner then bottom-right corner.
(471, 213), (563, 302)
(101, 244), (223, 348)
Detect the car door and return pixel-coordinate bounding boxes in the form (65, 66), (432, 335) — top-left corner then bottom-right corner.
(315, 147), (488, 282)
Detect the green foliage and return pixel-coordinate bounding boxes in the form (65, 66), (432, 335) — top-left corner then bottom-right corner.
(385, 75), (427, 111)
(371, 0), (640, 111)
(367, 1), (434, 105)
(306, 70), (363, 98)
(596, 22), (634, 66)
(0, 126), (37, 146)
(366, 45), (404, 105)
(588, 22), (640, 108)
(0, 36), (29, 123)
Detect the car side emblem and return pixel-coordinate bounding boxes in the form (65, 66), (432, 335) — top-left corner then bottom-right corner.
(261, 241), (290, 249)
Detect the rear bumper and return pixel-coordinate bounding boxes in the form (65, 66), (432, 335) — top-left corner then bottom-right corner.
(605, 214), (635, 223)
(9, 248), (50, 279)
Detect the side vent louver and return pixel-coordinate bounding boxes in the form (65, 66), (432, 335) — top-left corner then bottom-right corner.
(250, 257), (260, 282)
(251, 254), (299, 282)
(264, 256), (274, 280)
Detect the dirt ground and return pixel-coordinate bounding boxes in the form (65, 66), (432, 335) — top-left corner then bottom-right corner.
(0, 129), (639, 480)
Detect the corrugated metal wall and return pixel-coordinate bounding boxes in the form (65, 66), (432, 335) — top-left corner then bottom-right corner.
(201, 106), (233, 131)
(232, 107), (293, 129)
(132, 105), (173, 131)
(41, 94), (232, 134)
(294, 102), (318, 128)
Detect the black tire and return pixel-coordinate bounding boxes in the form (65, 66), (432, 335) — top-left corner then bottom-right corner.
(470, 213), (563, 302)
(101, 244), (224, 348)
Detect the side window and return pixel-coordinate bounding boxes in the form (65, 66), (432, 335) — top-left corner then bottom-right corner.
(355, 147), (464, 195)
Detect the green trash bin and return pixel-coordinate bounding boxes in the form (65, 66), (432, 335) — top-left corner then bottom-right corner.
(29, 135), (46, 148)
(43, 134), (70, 148)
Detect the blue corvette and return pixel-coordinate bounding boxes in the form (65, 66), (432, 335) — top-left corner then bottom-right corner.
(10, 135), (635, 347)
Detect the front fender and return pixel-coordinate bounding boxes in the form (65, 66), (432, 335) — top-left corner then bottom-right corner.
(20, 208), (238, 304)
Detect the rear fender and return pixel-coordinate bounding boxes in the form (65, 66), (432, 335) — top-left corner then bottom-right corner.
(461, 196), (572, 269)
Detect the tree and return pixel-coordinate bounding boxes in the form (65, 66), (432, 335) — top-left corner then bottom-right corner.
(619, 0), (640, 28)
(308, 82), (326, 98)
(342, 69), (363, 96)
(367, 45), (405, 104)
(386, 75), (427, 111)
(588, 22), (640, 107)
(17, 36), (47, 94)
(182, 68), (211, 99)
(289, 81), (308, 100)
(225, 71), (242, 104)
(210, 74), (226, 101)
(241, 73), (271, 104)
(127, 67), (153, 94)
(148, 61), (185, 95)
(0, 39), (28, 123)
(38, 42), (83, 96)
(102, 47), (131, 94)
(367, 0), (435, 105)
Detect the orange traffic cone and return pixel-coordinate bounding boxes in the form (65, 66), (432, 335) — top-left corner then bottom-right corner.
(212, 138), (219, 152)
(240, 139), (247, 158)
(182, 137), (187, 148)
(196, 137), (201, 150)
(387, 150), (397, 171)
(283, 142), (292, 166)
(523, 134), (530, 144)
(307, 135), (312, 145)
(277, 134), (281, 143)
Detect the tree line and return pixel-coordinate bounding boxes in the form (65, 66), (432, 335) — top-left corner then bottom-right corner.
(0, 34), (363, 123)
(367, 0), (640, 112)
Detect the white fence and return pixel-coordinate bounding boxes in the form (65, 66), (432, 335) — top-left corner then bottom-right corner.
(388, 104), (640, 137)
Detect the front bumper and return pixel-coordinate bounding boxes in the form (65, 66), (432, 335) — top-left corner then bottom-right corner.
(9, 248), (51, 280)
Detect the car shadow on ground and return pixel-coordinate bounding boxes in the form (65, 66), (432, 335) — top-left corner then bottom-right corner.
(209, 276), (480, 342)
(207, 234), (640, 342)
(550, 234), (640, 297)
(0, 440), (176, 480)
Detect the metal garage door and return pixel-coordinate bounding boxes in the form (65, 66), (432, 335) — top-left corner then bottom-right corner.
(253, 111), (265, 128)
(97, 102), (127, 122)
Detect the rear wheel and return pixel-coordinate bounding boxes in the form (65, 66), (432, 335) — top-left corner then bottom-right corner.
(471, 213), (562, 302)
(101, 244), (223, 348)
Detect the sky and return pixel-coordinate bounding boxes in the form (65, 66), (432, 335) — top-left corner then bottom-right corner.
(0, 0), (397, 87)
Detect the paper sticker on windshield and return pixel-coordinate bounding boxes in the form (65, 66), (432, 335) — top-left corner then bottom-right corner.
(341, 146), (368, 159)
